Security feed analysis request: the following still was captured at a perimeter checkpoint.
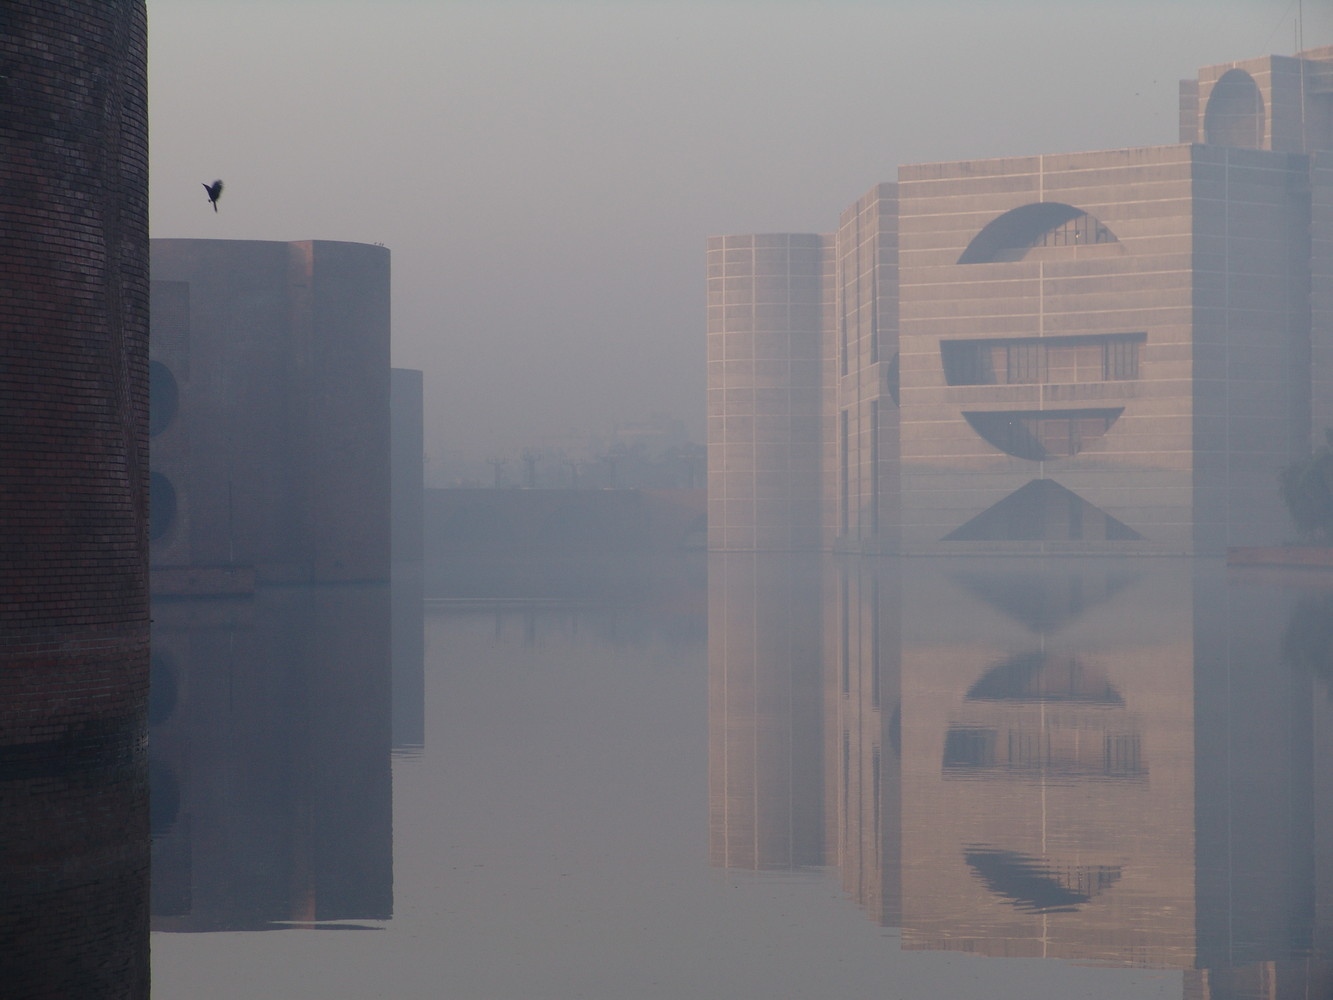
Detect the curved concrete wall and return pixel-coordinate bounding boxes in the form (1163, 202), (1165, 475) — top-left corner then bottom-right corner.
(707, 234), (830, 551)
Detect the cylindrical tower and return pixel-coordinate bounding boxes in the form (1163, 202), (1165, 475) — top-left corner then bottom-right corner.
(706, 233), (830, 551)
(0, 3), (150, 997)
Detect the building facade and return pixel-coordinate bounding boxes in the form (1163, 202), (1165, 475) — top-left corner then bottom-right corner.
(708, 46), (1333, 555)
(149, 239), (391, 588)
(706, 233), (832, 552)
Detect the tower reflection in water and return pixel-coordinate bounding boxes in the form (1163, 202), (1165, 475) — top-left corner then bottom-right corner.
(707, 554), (1333, 998)
(150, 584), (394, 931)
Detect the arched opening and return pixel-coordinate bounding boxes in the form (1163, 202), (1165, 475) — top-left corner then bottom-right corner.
(964, 848), (1121, 914)
(966, 652), (1123, 704)
(958, 203), (1118, 264)
(1203, 68), (1264, 148)
(963, 408), (1123, 461)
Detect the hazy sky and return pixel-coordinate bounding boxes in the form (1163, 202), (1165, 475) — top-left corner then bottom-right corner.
(148, 0), (1332, 470)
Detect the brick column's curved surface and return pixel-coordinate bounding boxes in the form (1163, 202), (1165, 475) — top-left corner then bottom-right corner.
(0, 3), (150, 997)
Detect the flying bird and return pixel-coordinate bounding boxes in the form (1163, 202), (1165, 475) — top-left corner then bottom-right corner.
(203, 179), (223, 212)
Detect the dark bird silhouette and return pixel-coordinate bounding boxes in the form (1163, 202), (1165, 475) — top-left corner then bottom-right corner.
(203, 179), (223, 212)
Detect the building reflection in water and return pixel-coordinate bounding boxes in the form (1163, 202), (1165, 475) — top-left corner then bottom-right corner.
(150, 584), (394, 931)
(0, 719), (149, 995)
(901, 560), (1193, 968)
(708, 552), (825, 870)
(707, 554), (1333, 998)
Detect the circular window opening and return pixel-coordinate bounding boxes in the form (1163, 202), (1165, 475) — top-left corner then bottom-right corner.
(149, 360), (179, 437)
(149, 472), (177, 541)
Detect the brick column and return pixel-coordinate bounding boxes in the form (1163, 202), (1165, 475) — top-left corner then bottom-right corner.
(0, 3), (151, 997)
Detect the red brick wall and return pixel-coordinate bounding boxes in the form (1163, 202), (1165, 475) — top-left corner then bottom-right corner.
(0, 0), (150, 742)
(0, 4), (150, 998)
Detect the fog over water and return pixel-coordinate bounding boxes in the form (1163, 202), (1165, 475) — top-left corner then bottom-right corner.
(138, 5), (1333, 996)
(147, 0), (1333, 473)
(149, 557), (1333, 999)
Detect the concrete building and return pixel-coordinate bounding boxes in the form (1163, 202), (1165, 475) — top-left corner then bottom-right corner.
(149, 239), (391, 589)
(145, 241), (400, 928)
(706, 235), (832, 552)
(708, 46), (1333, 555)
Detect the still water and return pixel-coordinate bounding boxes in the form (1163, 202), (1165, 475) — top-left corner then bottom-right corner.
(149, 557), (1333, 999)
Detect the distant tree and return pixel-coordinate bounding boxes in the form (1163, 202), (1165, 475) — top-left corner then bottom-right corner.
(663, 442), (706, 489)
(1280, 428), (1333, 543)
(1281, 594), (1333, 697)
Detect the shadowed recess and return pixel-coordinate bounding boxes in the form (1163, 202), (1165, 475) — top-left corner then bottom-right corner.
(149, 361), (179, 437)
(957, 202), (1119, 264)
(886, 352), (900, 406)
(1204, 68), (1265, 148)
(945, 479), (1142, 543)
(965, 847), (1121, 913)
(943, 723), (1146, 780)
(966, 651), (1124, 704)
(941, 334), (1143, 386)
(962, 408), (1123, 461)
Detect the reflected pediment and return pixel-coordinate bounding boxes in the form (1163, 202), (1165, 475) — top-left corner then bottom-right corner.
(951, 567), (1138, 633)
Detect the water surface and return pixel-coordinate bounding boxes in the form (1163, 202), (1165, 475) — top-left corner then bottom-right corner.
(150, 557), (1333, 999)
